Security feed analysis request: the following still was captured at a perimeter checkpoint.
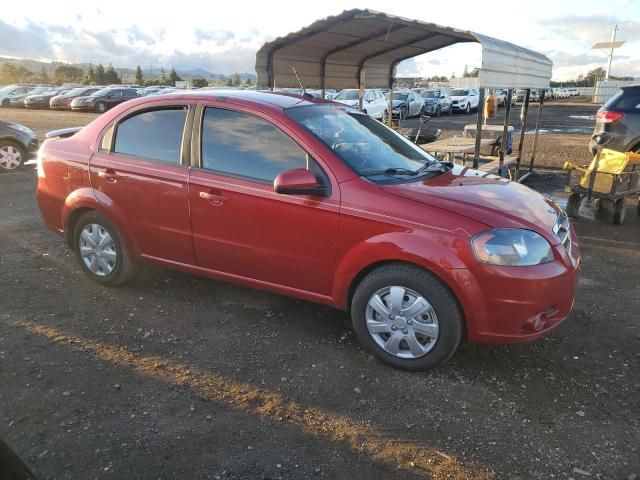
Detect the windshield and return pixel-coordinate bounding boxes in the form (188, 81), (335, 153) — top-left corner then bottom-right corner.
(422, 90), (439, 98)
(450, 89), (469, 96)
(393, 93), (409, 101)
(286, 104), (438, 181)
(90, 88), (112, 97)
(335, 90), (359, 101)
(27, 87), (49, 95)
(65, 88), (87, 96)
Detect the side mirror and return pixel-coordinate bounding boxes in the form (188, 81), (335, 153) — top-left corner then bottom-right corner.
(274, 168), (325, 196)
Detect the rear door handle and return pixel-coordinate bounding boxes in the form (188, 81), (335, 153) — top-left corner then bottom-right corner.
(199, 191), (228, 206)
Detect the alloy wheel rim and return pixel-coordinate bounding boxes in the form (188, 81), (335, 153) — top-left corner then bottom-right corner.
(365, 286), (439, 359)
(0, 145), (22, 170)
(79, 223), (117, 277)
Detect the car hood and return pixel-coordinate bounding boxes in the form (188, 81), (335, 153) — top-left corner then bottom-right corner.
(392, 100), (408, 108)
(450, 95), (468, 101)
(379, 165), (562, 242)
(26, 94), (51, 100)
(335, 99), (359, 107)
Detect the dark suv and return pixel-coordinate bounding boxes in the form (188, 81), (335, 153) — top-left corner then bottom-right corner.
(590, 85), (640, 154)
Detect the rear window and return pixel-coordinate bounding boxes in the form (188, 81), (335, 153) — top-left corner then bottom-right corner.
(605, 88), (640, 111)
(114, 108), (187, 163)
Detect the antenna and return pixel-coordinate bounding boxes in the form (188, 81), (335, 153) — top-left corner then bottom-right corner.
(292, 66), (306, 95)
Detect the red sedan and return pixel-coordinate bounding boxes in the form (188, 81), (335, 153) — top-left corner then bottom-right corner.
(36, 91), (580, 370)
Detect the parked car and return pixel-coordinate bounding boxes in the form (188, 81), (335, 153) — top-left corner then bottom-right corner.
(50, 87), (103, 110)
(420, 88), (452, 116)
(589, 85), (640, 154)
(140, 86), (171, 96)
(24, 87), (72, 109)
(36, 91), (580, 370)
(449, 88), (480, 113)
(334, 88), (388, 119)
(305, 89), (338, 100)
(0, 120), (38, 170)
(568, 88), (579, 96)
(0, 84), (36, 107)
(9, 86), (52, 108)
(391, 90), (424, 118)
(491, 89), (506, 106)
(70, 87), (140, 113)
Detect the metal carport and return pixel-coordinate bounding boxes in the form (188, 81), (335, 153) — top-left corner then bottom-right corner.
(255, 9), (553, 177)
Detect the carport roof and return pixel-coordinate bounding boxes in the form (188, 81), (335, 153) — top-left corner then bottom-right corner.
(255, 9), (552, 90)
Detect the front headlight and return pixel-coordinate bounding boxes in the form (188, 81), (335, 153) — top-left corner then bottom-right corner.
(471, 229), (554, 266)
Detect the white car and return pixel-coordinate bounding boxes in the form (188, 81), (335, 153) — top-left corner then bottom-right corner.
(0, 85), (37, 107)
(333, 89), (388, 119)
(450, 88), (480, 113)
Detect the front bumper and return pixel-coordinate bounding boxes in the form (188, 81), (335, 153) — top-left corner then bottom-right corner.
(451, 225), (581, 343)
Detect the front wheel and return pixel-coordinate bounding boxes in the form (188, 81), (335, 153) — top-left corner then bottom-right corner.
(350, 264), (463, 371)
(465, 103), (470, 114)
(566, 193), (582, 218)
(96, 102), (107, 113)
(73, 211), (138, 286)
(435, 106), (441, 118)
(0, 141), (25, 170)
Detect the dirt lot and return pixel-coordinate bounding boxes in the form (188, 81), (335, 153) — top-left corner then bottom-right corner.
(0, 107), (639, 479)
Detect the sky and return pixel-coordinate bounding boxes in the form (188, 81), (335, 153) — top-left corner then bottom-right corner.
(1, 0), (639, 81)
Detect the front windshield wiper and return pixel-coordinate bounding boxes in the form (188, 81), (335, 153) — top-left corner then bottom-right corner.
(415, 161), (453, 174)
(362, 167), (419, 177)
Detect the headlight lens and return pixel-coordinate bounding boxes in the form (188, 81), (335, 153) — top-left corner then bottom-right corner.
(471, 229), (554, 266)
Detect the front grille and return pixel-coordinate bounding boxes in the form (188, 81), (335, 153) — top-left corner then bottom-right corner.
(553, 211), (571, 254)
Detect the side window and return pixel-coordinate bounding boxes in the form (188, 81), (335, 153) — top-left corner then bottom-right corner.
(113, 108), (187, 163)
(201, 107), (311, 184)
(124, 89), (138, 97)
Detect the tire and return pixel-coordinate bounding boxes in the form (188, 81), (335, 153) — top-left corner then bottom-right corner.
(465, 103), (470, 114)
(435, 106), (441, 118)
(96, 102), (107, 113)
(73, 211), (138, 286)
(1, 99), (9, 107)
(448, 106), (453, 116)
(637, 198), (640, 216)
(566, 193), (582, 218)
(609, 198), (626, 224)
(350, 263), (463, 371)
(0, 140), (26, 171)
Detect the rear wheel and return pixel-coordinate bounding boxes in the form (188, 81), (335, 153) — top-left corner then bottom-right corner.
(566, 193), (582, 218)
(351, 264), (463, 370)
(0, 141), (25, 170)
(609, 198), (626, 224)
(96, 102), (107, 113)
(73, 211), (138, 286)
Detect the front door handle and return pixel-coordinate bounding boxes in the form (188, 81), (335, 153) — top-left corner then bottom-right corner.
(199, 191), (228, 206)
(96, 168), (118, 183)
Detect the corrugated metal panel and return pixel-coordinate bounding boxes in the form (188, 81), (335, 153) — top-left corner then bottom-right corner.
(255, 9), (552, 90)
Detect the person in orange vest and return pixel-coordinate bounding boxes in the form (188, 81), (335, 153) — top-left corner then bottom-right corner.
(484, 89), (497, 123)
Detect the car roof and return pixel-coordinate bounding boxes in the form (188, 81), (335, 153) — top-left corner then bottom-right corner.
(160, 89), (328, 110)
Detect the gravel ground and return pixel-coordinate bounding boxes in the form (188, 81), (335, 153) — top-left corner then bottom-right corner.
(0, 106), (639, 480)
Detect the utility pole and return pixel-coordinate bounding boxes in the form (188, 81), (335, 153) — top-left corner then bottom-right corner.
(605, 24), (618, 81)
(592, 25), (625, 82)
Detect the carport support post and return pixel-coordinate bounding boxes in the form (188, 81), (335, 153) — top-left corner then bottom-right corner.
(515, 89), (531, 179)
(388, 83), (394, 127)
(528, 89), (545, 172)
(499, 89), (513, 176)
(358, 70), (365, 112)
(473, 88), (486, 169)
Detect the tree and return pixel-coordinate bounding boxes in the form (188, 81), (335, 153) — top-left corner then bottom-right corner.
(0, 63), (18, 84)
(191, 77), (208, 88)
(38, 66), (50, 84)
(168, 67), (181, 86)
(135, 65), (144, 86)
(95, 64), (106, 85)
(230, 73), (241, 86)
(53, 65), (84, 85)
(462, 64), (468, 77)
(86, 64), (96, 85)
(226, 76), (234, 86)
(104, 63), (120, 84)
(159, 67), (166, 85)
